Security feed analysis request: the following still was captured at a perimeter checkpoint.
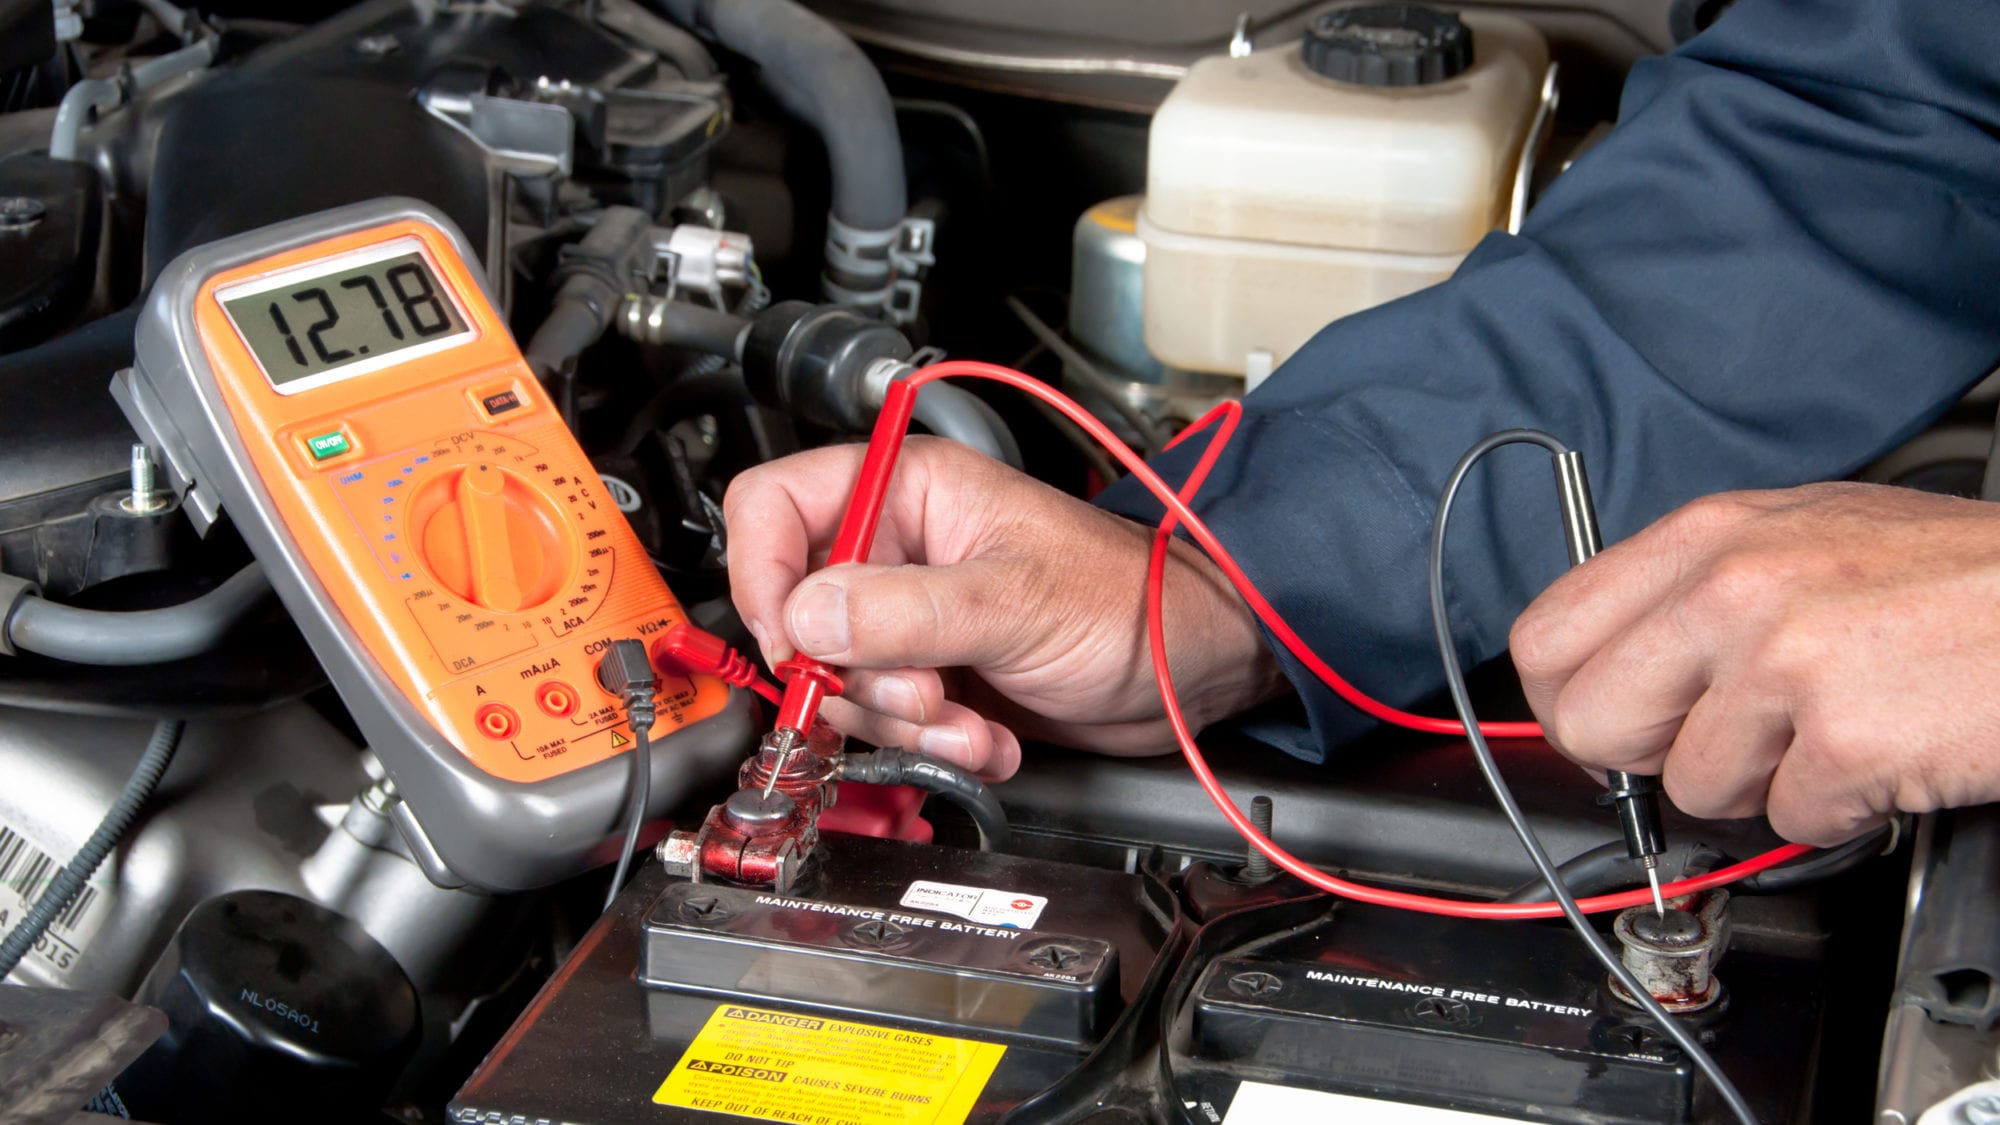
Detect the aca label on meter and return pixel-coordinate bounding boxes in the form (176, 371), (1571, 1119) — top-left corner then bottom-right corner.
(653, 1004), (1004, 1125)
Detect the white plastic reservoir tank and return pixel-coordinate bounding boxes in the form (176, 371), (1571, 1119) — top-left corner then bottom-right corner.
(1140, 4), (1549, 378)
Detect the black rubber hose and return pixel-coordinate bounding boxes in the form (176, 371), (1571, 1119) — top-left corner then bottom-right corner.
(525, 304), (606, 383)
(628, 300), (752, 357)
(595, 0), (719, 78)
(523, 206), (655, 381)
(842, 747), (1011, 851)
(0, 719), (185, 980)
(647, 0), (905, 232)
(911, 383), (1021, 468)
(6, 564), (271, 665)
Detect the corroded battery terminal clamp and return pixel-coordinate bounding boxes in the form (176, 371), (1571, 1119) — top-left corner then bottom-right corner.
(657, 721), (844, 894)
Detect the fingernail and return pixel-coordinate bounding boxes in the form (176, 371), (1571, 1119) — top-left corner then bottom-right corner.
(873, 676), (926, 724)
(918, 725), (974, 768)
(747, 621), (772, 661)
(789, 581), (850, 657)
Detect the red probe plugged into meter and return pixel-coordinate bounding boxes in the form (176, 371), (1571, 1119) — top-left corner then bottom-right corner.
(116, 199), (753, 892)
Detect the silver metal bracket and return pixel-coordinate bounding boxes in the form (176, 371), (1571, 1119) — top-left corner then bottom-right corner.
(1508, 62), (1561, 236)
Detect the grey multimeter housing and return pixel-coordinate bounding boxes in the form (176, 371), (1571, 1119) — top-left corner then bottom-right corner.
(113, 198), (754, 892)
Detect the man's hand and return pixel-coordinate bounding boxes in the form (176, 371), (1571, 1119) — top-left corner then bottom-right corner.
(724, 437), (1284, 781)
(1511, 482), (2000, 845)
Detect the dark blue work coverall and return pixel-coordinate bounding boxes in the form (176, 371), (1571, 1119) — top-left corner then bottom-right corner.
(1100, 0), (2000, 761)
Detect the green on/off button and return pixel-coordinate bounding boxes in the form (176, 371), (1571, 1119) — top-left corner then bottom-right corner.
(305, 429), (351, 461)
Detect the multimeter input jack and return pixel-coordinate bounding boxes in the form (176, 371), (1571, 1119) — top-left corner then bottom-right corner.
(474, 703), (520, 740)
(534, 681), (580, 718)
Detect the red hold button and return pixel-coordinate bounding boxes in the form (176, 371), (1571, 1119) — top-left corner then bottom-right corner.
(480, 389), (522, 416)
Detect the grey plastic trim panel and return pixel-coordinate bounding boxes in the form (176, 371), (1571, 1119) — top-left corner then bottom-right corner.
(114, 197), (755, 892)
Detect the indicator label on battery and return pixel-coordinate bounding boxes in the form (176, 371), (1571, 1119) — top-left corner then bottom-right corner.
(0, 816), (112, 983)
(898, 880), (1048, 929)
(653, 1004), (1005, 1125)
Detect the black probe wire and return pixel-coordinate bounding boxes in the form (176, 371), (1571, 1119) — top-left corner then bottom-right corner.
(1427, 430), (1759, 1125)
(605, 721), (653, 911)
(600, 639), (661, 911)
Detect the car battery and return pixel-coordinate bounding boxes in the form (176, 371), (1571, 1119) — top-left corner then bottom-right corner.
(1166, 899), (1824, 1124)
(451, 832), (1175, 1124)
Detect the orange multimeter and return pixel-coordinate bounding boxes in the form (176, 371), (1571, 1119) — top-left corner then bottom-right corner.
(116, 199), (752, 891)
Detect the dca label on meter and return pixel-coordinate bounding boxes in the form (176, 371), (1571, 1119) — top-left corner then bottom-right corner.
(653, 1004), (1005, 1125)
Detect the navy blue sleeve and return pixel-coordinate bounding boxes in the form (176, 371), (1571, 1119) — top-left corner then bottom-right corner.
(1098, 0), (2000, 762)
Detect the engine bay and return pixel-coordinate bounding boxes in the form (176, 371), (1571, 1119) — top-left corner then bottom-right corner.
(0, 1), (1995, 1122)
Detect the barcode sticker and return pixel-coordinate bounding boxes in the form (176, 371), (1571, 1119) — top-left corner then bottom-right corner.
(0, 818), (110, 981)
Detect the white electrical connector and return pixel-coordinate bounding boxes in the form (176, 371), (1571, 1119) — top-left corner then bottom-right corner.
(651, 225), (754, 307)
(53, 0), (83, 41)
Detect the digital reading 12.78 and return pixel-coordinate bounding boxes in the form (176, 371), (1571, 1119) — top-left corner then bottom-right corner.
(223, 250), (469, 387)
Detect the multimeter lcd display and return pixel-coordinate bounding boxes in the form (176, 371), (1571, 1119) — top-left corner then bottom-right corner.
(221, 249), (470, 389)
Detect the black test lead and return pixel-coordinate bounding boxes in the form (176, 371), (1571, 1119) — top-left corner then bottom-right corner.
(1604, 770), (1670, 917)
(1553, 450), (1670, 920)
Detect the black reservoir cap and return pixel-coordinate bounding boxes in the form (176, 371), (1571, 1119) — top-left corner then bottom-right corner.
(1303, 4), (1474, 87)
(116, 890), (420, 1123)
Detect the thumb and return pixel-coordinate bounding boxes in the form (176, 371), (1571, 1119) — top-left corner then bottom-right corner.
(783, 560), (1031, 671)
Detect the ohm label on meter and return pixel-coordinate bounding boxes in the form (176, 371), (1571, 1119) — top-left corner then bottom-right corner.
(653, 1004), (1005, 1125)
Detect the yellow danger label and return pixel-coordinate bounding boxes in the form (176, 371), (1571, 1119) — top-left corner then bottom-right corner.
(610, 730), (630, 748)
(653, 1004), (1006, 1125)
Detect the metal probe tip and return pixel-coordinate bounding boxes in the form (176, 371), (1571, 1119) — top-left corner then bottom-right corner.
(1642, 856), (1665, 918)
(760, 728), (799, 799)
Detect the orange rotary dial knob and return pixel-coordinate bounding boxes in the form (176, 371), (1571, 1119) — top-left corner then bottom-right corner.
(412, 464), (574, 611)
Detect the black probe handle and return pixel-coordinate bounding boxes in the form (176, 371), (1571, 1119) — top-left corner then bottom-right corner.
(1602, 769), (1668, 860)
(1555, 451), (1671, 864)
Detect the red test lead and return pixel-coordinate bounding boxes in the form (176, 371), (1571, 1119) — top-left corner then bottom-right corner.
(778, 358), (1814, 918)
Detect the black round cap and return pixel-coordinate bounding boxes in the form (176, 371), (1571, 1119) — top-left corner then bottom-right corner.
(1303, 5), (1474, 87)
(117, 891), (420, 1123)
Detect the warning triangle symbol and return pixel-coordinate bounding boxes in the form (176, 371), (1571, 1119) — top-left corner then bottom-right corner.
(610, 731), (630, 748)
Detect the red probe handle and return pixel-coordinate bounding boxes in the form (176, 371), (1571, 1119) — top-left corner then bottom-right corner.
(827, 380), (920, 568)
(772, 380), (920, 732)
